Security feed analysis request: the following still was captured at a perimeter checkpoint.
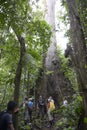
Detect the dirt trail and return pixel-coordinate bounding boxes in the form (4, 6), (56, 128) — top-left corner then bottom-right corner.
(33, 113), (61, 130)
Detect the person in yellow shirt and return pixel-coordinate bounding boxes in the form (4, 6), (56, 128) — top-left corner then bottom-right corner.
(47, 97), (55, 127)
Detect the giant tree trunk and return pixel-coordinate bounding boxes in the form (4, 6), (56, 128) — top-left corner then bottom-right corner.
(45, 0), (56, 70)
(41, 0), (73, 105)
(66, 0), (87, 129)
(13, 36), (26, 130)
(44, 0), (61, 103)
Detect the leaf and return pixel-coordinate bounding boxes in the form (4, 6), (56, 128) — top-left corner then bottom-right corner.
(45, 70), (54, 75)
(84, 117), (87, 124)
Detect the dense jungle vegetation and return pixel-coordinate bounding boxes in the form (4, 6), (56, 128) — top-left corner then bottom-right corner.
(0, 0), (87, 130)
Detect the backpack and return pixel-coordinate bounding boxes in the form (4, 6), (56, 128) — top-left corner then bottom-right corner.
(28, 101), (33, 110)
(0, 111), (6, 119)
(50, 101), (55, 112)
(0, 111), (7, 125)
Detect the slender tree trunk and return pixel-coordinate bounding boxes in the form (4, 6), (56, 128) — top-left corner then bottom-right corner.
(66, 0), (87, 129)
(13, 36), (26, 130)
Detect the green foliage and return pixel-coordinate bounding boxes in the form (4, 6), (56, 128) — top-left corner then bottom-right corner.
(78, 0), (87, 44)
(56, 94), (82, 130)
(84, 117), (87, 124)
(57, 48), (78, 91)
(0, 0), (51, 111)
(45, 70), (54, 75)
(20, 123), (31, 130)
(56, 48), (82, 130)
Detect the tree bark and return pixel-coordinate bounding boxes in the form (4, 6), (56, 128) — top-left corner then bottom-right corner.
(45, 0), (57, 70)
(42, 0), (73, 105)
(45, 0), (61, 103)
(13, 36), (26, 130)
(66, 0), (87, 129)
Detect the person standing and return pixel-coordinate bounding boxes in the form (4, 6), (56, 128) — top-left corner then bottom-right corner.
(47, 98), (55, 127)
(0, 101), (19, 130)
(28, 98), (34, 122)
(49, 96), (54, 103)
(63, 97), (68, 106)
(23, 98), (29, 125)
(37, 95), (45, 119)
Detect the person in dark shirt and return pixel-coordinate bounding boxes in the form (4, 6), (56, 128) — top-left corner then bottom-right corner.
(0, 101), (19, 130)
(37, 95), (46, 119)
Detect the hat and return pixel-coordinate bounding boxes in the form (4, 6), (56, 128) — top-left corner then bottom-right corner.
(48, 98), (51, 102)
(29, 98), (32, 101)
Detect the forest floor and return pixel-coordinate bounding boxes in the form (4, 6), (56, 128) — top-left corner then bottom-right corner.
(32, 113), (61, 130)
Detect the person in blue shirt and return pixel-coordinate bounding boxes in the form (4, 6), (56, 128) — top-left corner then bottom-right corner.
(0, 101), (19, 130)
(28, 98), (34, 122)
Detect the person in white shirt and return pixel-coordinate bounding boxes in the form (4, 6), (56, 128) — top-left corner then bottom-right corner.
(63, 97), (68, 106)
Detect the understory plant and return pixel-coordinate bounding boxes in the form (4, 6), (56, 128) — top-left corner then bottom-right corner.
(55, 94), (82, 130)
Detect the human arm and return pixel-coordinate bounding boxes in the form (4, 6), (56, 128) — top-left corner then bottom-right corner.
(8, 124), (15, 130)
(5, 114), (15, 130)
